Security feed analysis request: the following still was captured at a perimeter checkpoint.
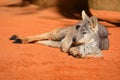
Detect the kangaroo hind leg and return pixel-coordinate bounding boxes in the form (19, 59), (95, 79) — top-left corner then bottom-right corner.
(12, 28), (68, 44)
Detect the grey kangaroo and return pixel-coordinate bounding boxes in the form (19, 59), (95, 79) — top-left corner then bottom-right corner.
(10, 11), (109, 58)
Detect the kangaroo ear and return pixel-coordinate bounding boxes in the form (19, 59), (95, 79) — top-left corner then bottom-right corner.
(89, 16), (98, 32)
(82, 10), (89, 21)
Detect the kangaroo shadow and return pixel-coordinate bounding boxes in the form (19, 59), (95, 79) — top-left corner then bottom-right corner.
(57, 0), (120, 26)
(10, 0), (92, 19)
(57, 0), (92, 19)
(4, 0), (120, 26)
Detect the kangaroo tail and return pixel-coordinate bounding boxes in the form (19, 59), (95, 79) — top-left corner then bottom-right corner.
(36, 40), (61, 48)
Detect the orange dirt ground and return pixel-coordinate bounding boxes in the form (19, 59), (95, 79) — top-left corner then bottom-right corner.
(0, 5), (120, 80)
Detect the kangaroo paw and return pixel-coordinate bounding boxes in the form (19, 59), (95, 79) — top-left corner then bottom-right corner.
(9, 35), (18, 40)
(69, 47), (82, 58)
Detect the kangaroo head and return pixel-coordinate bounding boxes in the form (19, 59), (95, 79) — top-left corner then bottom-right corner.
(75, 10), (99, 44)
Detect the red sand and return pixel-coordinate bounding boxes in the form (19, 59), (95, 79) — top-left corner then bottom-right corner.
(0, 5), (120, 80)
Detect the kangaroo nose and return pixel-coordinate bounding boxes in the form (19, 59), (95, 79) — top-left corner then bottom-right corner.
(83, 32), (87, 34)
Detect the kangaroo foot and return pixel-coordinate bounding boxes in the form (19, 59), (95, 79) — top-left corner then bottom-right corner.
(10, 35), (29, 44)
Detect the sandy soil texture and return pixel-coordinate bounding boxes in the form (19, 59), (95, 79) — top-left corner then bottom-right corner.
(0, 5), (120, 80)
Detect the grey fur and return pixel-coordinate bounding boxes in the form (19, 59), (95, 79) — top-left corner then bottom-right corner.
(11, 10), (109, 58)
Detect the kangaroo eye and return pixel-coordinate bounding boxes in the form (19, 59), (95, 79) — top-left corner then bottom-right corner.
(75, 25), (81, 30)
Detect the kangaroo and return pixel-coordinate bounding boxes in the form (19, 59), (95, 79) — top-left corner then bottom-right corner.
(10, 10), (109, 58)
